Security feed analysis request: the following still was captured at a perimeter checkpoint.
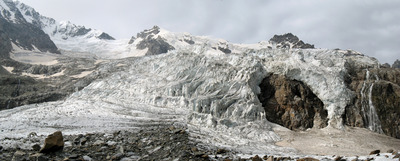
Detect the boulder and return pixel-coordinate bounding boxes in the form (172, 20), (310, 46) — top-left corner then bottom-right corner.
(297, 157), (319, 161)
(369, 150), (380, 155)
(216, 148), (228, 154)
(266, 156), (274, 161)
(251, 155), (262, 161)
(12, 151), (27, 161)
(39, 131), (64, 153)
(32, 144), (41, 151)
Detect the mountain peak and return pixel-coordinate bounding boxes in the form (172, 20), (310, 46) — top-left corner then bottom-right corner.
(269, 33), (315, 49)
(393, 59), (400, 68)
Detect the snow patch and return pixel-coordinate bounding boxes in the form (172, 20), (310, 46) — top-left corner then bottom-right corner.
(21, 69), (65, 79)
(70, 70), (93, 78)
(2, 65), (14, 73)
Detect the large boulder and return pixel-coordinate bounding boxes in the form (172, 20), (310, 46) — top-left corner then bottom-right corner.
(39, 131), (64, 153)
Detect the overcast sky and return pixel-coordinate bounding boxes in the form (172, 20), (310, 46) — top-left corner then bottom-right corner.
(18, 0), (400, 64)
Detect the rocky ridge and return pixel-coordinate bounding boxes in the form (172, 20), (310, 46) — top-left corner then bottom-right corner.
(393, 59), (400, 68)
(0, 0), (59, 58)
(269, 33), (315, 49)
(130, 26), (175, 55)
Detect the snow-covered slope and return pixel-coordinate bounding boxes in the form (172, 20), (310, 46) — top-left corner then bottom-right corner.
(0, 0), (140, 57)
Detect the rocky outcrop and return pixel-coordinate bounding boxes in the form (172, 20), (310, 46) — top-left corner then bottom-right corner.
(0, 16), (59, 54)
(393, 59), (400, 68)
(0, 73), (66, 110)
(345, 66), (400, 138)
(258, 74), (328, 130)
(269, 33), (315, 49)
(96, 32), (115, 40)
(0, 56), (126, 110)
(136, 26), (175, 55)
(0, 27), (12, 59)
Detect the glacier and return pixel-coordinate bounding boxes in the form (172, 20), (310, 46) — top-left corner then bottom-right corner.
(0, 27), (386, 155)
(2, 0), (399, 157)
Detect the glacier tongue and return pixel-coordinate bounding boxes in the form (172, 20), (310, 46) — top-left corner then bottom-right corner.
(0, 25), (382, 153)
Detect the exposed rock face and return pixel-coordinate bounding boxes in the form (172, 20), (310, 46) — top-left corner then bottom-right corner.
(393, 59), (400, 68)
(0, 27), (12, 59)
(269, 33), (315, 49)
(345, 66), (400, 138)
(96, 32), (115, 40)
(0, 16), (59, 55)
(39, 131), (64, 153)
(0, 75), (65, 110)
(0, 64), (10, 75)
(0, 56), (126, 110)
(137, 36), (175, 55)
(136, 26), (175, 55)
(258, 74), (328, 130)
(128, 36), (136, 44)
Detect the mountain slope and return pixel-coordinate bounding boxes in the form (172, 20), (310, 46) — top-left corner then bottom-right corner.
(0, 0), (58, 58)
(0, 0), (120, 57)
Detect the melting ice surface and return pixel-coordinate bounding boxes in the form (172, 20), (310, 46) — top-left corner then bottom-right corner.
(0, 30), (382, 155)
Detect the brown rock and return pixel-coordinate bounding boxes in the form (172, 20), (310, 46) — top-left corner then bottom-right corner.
(393, 154), (400, 158)
(258, 74), (328, 130)
(345, 67), (400, 139)
(387, 149), (394, 153)
(191, 147), (198, 152)
(32, 144), (41, 151)
(216, 148), (228, 154)
(334, 156), (344, 161)
(251, 155), (262, 161)
(297, 157), (319, 161)
(369, 150), (380, 155)
(266, 156), (274, 161)
(201, 154), (209, 159)
(12, 151), (27, 161)
(39, 131), (64, 153)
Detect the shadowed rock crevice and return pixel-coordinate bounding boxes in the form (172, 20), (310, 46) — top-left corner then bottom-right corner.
(258, 74), (328, 130)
